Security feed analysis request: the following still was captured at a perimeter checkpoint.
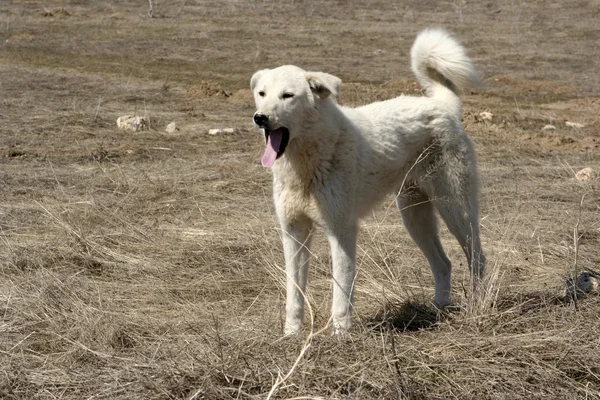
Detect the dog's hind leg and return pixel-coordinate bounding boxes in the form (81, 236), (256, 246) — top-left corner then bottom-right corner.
(434, 194), (486, 285)
(427, 156), (486, 284)
(398, 187), (452, 307)
(281, 217), (313, 335)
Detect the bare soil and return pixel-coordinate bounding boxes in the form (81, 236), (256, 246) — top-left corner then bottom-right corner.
(1, 1), (599, 399)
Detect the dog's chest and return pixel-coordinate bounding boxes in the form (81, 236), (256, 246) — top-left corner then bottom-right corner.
(273, 178), (325, 224)
(277, 186), (323, 222)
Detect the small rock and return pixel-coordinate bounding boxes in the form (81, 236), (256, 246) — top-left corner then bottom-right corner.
(541, 124), (556, 131)
(566, 121), (585, 129)
(5, 34), (36, 43)
(117, 115), (149, 132)
(566, 271), (600, 301)
(402, 10), (414, 21)
(478, 111), (493, 122)
(208, 128), (236, 135)
(165, 122), (178, 134)
(575, 167), (595, 181)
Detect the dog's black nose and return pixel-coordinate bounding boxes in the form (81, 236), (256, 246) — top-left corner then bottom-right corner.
(253, 113), (269, 128)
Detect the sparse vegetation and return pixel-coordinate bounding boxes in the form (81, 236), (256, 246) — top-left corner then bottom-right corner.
(0, 1), (599, 399)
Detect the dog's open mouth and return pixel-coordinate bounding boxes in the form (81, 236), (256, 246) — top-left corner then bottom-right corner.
(261, 127), (290, 168)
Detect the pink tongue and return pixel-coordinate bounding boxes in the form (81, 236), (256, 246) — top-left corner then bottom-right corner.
(261, 130), (283, 168)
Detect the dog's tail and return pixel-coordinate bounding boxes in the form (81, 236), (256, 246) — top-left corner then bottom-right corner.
(411, 28), (480, 112)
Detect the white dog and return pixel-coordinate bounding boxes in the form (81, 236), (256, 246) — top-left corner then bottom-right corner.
(251, 28), (486, 335)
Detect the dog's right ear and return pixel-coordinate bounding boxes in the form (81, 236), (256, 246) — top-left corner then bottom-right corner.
(250, 69), (270, 91)
(305, 72), (341, 99)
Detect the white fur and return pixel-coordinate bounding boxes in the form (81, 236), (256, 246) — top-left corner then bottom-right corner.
(251, 28), (486, 335)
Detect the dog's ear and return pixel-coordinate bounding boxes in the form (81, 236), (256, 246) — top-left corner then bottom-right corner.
(250, 69), (270, 91)
(305, 72), (341, 99)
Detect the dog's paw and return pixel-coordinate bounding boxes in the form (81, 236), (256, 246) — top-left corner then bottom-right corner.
(433, 296), (452, 310)
(332, 317), (352, 335)
(283, 323), (302, 337)
(332, 326), (349, 336)
(432, 301), (463, 317)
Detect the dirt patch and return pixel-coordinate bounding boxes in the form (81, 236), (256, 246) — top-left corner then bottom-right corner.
(227, 88), (254, 105)
(41, 8), (71, 18)
(187, 80), (231, 99)
(485, 75), (580, 102)
(341, 79), (423, 106)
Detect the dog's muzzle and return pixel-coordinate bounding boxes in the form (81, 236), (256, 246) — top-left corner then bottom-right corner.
(253, 113), (290, 167)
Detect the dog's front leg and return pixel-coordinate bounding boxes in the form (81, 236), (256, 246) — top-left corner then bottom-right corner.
(327, 221), (358, 334)
(280, 218), (313, 335)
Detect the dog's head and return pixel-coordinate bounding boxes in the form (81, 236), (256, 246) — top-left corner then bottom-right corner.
(250, 65), (341, 167)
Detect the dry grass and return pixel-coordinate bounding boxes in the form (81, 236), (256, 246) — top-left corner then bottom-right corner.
(1, 0), (600, 399)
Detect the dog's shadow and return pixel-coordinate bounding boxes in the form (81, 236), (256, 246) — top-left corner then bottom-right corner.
(367, 300), (445, 332)
(368, 290), (577, 333)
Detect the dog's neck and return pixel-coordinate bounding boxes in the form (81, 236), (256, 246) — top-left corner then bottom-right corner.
(273, 136), (329, 193)
(273, 103), (344, 193)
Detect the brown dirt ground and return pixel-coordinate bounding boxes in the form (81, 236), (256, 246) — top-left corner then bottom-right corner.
(1, 1), (599, 399)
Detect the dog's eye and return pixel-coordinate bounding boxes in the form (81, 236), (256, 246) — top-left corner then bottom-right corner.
(282, 93), (294, 99)
(258, 90), (265, 97)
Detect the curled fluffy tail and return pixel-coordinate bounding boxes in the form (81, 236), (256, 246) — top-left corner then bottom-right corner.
(411, 28), (480, 101)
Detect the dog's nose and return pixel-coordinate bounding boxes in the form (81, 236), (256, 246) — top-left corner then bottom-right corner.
(253, 113), (269, 128)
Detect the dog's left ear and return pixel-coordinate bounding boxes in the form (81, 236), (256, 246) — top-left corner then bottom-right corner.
(305, 72), (341, 99)
(251, 69), (270, 91)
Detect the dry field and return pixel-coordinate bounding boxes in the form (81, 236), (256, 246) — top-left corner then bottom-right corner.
(1, 1), (600, 399)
